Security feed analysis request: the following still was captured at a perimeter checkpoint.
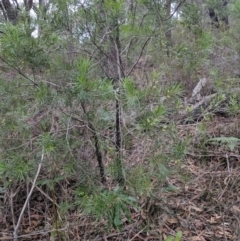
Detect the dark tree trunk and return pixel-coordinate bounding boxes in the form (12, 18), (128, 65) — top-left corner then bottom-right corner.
(209, 7), (219, 28)
(0, 0), (18, 24)
(98, 0), (125, 184)
(208, 0), (229, 29)
(24, 0), (33, 11)
(0, 0), (34, 25)
(164, 0), (172, 57)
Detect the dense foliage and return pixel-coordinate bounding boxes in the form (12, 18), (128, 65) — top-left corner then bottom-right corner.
(1, 0), (240, 240)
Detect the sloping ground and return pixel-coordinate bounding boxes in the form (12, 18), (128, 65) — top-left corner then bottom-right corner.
(1, 116), (240, 241)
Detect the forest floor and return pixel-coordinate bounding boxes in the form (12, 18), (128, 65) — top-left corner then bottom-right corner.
(1, 115), (240, 241)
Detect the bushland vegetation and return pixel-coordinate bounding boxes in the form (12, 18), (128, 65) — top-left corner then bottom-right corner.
(1, 0), (240, 240)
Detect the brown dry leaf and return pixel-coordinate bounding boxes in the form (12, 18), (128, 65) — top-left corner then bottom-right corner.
(140, 209), (146, 220)
(188, 205), (202, 212)
(231, 205), (240, 214)
(162, 227), (169, 234)
(24, 227), (33, 234)
(207, 214), (222, 224)
(204, 230), (215, 237)
(224, 176), (231, 185)
(188, 236), (205, 241)
(32, 219), (40, 228)
(167, 218), (178, 224)
(183, 230), (191, 236)
(162, 233), (167, 240)
(216, 226), (234, 238)
(160, 213), (171, 224)
(193, 219), (204, 229)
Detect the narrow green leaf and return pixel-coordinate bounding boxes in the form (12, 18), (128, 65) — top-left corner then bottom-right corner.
(165, 236), (174, 241)
(175, 230), (182, 241)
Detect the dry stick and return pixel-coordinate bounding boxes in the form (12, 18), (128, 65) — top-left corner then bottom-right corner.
(129, 227), (146, 241)
(13, 151), (44, 241)
(34, 186), (59, 207)
(9, 185), (21, 232)
(26, 182), (31, 227)
(10, 191), (17, 229)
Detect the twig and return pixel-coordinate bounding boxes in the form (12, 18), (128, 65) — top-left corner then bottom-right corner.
(9, 185), (21, 231)
(126, 36), (151, 77)
(129, 227), (146, 241)
(226, 154), (231, 172)
(26, 182), (31, 227)
(162, 0), (186, 21)
(13, 151), (44, 241)
(10, 191), (17, 229)
(34, 186), (59, 208)
(0, 56), (39, 87)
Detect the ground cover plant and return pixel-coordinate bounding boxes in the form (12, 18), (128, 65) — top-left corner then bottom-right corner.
(1, 0), (240, 240)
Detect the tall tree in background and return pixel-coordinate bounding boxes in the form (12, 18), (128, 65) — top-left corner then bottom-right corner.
(0, 0), (20, 24)
(207, 0), (229, 28)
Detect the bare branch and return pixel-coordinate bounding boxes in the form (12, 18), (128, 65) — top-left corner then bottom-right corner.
(126, 36), (151, 77)
(0, 56), (39, 87)
(162, 0), (186, 21)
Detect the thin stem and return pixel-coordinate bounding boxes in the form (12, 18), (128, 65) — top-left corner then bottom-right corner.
(13, 151), (44, 241)
(0, 56), (39, 87)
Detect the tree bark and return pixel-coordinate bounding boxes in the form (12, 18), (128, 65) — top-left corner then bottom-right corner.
(0, 0), (35, 25)
(164, 0), (172, 57)
(208, 0), (229, 29)
(98, 0), (125, 184)
(1, 0), (18, 24)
